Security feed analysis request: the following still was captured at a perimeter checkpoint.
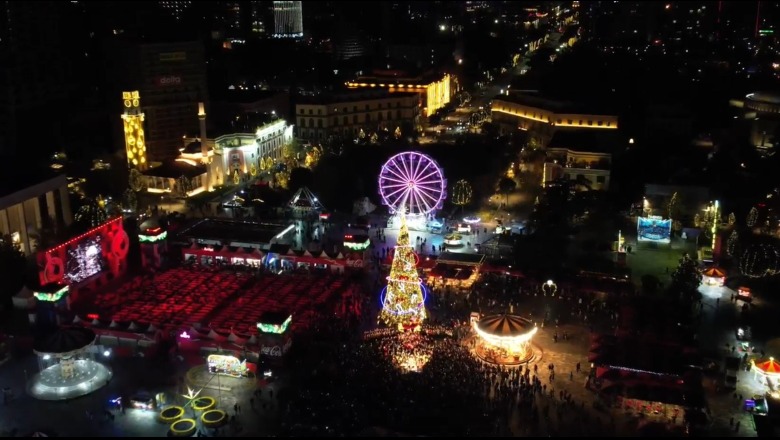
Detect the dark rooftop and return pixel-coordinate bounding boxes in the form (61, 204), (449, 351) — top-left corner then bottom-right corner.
(353, 69), (447, 85)
(0, 164), (61, 200)
(495, 91), (616, 115)
(216, 112), (279, 135)
(177, 218), (290, 246)
(547, 130), (621, 154)
(437, 251), (486, 266)
(297, 89), (418, 105)
(222, 89), (280, 104)
(143, 160), (206, 179)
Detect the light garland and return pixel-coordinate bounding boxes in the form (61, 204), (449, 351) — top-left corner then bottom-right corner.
(201, 409), (227, 427)
(139, 230), (167, 243)
(34, 285), (69, 302)
(257, 315), (292, 334)
(726, 231), (739, 256)
(747, 207), (759, 227)
(159, 406), (185, 423)
(740, 244), (780, 278)
(452, 179), (473, 206)
(170, 419), (197, 437)
(542, 279), (557, 296)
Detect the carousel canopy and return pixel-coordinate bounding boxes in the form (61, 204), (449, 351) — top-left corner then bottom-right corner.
(477, 314), (535, 337)
(702, 267), (726, 278)
(755, 358), (780, 375)
(33, 326), (96, 356)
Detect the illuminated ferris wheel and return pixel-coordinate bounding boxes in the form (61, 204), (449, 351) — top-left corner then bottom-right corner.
(378, 151), (446, 216)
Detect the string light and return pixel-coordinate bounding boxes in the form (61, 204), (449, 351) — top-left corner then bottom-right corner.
(726, 231), (739, 257)
(44, 217), (122, 253)
(740, 244), (780, 278)
(452, 179), (473, 207)
(747, 206), (759, 227)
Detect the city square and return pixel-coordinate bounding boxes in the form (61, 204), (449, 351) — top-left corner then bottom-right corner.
(2, 1), (780, 438)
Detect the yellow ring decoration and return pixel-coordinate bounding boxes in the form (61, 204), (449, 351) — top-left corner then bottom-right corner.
(192, 396), (216, 412)
(201, 409), (227, 428)
(169, 418), (197, 437)
(159, 405), (185, 423)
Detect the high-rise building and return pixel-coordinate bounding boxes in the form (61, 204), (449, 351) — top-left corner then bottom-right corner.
(112, 40), (209, 162)
(158, 1), (192, 21)
(0, 1), (73, 156)
(272, 1), (303, 38)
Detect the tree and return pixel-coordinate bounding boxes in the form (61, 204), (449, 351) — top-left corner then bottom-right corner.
(498, 177), (517, 206)
(747, 207), (759, 227)
(73, 197), (108, 231)
(670, 254), (702, 299)
(378, 212), (426, 329)
(122, 189), (138, 212)
(0, 236), (27, 308)
(668, 191), (681, 219)
(129, 168), (144, 192)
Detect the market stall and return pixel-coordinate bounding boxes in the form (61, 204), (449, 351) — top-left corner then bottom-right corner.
(701, 267), (726, 287)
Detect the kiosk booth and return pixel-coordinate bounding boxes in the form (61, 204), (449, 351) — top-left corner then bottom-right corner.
(257, 312), (293, 360)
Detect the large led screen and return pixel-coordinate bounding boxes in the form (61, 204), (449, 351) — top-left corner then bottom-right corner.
(65, 236), (106, 283)
(637, 217), (672, 243)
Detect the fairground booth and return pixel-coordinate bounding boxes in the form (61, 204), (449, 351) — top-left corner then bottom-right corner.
(175, 218), (348, 272)
(257, 312), (293, 360)
(426, 251), (485, 289)
(588, 333), (704, 418)
(139, 226), (168, 269)
(35, 217), (130, 305)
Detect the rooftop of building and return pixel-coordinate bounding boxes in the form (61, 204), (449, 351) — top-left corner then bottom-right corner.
(296, 89), (418, 105)
(747, 91), (780, 105)
(214, 112), (281, 137)
(351, 69), (448, 85)
(220, 89), (283, 104)
(0, 164), (64, 203)
(143, 160), (206, 179)
(176, 218), (290, 246)
(547, 129), (621, 154)
(494, 91), (616, 116)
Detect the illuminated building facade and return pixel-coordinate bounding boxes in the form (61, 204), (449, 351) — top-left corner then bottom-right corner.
(121, 91), (148, 170)
(345, 72), (452, 116)
(143, 115), (292, 195)
(0, 173), (72, 255)
(296, 90), (419, 141)
(541, 129), (618, 191)
(492, 92), (618, 145)
(272, 1), (303, 38)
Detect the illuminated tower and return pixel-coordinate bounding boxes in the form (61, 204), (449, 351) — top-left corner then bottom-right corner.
(379, 211), (427, 330)
(121, 91), (148, 170)
(198, 102), (212, 191)
(272, 1), (303, 38)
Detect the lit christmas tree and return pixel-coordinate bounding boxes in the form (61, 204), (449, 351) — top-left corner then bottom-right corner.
(379, 211), (427, 330)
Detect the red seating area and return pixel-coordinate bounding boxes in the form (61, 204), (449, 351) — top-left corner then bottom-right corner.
(78, 267), (358, 333)
(208, 274), (360, 334)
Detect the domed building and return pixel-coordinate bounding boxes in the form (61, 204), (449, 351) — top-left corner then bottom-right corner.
(735, 91), (780, 150)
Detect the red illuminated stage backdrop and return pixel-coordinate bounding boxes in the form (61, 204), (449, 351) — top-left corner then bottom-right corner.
(37, 217), (130, 299)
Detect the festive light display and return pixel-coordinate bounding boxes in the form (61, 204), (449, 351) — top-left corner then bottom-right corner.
(257, 315), (292, 334)
(740, 244), (780, 278)
(379, 211), (427, 329)
(378, 151), (446, 216)
(121, 91), (147, 170)
(344, 235), (371, 251)
(65, 236), (105, 283)
(33, 285), (69, 302)
(139, 228), (167, 243)
(747, 207), (759, 227)
(542, 279), (558, 296)
(727, 231), (739, 256)
(451, 179), (473, 207)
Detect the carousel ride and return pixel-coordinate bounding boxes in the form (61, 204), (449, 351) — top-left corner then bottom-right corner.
(472, 314), (538, 366)
(29, 326), (112, 400)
